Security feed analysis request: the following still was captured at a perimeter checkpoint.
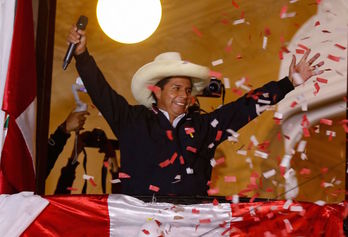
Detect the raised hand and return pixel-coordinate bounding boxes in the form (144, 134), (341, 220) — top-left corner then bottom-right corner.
(288, 49), (324, 87)
(66, 26), (87, 56)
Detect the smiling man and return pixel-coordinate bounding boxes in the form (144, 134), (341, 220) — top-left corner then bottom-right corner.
(67, 26), (323, 195)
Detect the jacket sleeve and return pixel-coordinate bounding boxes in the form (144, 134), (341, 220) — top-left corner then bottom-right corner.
(46, 123), (70, 178)
(202, 77), (294, 143)
(75, 50), (133, 137)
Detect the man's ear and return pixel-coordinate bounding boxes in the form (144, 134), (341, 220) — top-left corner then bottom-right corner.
(153, 86), (161, 101)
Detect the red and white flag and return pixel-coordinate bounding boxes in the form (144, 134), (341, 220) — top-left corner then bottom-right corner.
(0, 0), (37, 193)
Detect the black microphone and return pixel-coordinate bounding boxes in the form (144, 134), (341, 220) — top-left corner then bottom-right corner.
(63, 15), (88, 70)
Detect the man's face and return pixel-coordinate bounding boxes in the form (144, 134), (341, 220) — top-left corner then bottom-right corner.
(154, 77), (192, 121)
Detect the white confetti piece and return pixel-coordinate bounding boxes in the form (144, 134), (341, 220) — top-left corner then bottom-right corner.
(249, 207), (256, 216)
(290, 205), (303, 212)
(240, 84), (251, 91)
(322, 182), (334, 188)
(254, 150), (269, 159)
(226, 129), (239, 138)
(186, 167), (194, 174)
(262, 36), (268, 49)
(232, 195), (239, 204)
(283, 199), (293, 209)
(283, 219), (293, 233)
(326, 130), (336, 137)
(227, 136), (238, 142)
(237, 150), (247, 156)
(314, 200), (326, 206)
(257, 99), (271, 104)
(284, 168), (295, 180)
(274, 112), (283, 119)
(233, 18), (245, 25)
(280, 154), (292, 168)
(263, 169), (276, 179)
(208, 143), (214, 149)
(297, 140), (307, 152)
(223, 77), (230, 88)
(300, 153), (307, 160)
(283, 12), (296, 18)
(210, 158), (216, 167)
(224, 176), (237, 182)
(235, 77), (246, 88)
(301, 102), (308, 111)
(110, 179), (121, 184)
(250, 135), (259, 146)
(212, 59), (223, 66)
(211, 119), (219, 128)
(83, 174), (94, 180)
(256, 104), (269, 115)
(246, 157), (253, 169)
(174, 175), (181, 180)
(289, 0), (298, 3)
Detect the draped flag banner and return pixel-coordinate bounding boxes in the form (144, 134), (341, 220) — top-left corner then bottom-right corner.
(0, 193), (340, 237)
(0, 0), (37, 193)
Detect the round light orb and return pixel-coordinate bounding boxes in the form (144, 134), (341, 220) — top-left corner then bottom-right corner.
(96, 0), (162, 44)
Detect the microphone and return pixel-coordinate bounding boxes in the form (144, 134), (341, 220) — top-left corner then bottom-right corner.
(63, 15), (88, 70)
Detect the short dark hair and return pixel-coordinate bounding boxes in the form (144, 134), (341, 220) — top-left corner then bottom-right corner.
(151, 76), (193, 104)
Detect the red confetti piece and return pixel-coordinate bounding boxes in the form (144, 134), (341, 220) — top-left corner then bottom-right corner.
(89, 178), (97, 187)
(328, 54), (340, 62)
(192, 208), (200, 214)
(314, 82), (320, 95)
(224, 176), (236, 182)
(149, 185), (160, 192)
(240, 11), (245, 19)
(316, 77), (328, 84)
(192, 25), (203, 37)
(215, 130), (223, 141)
(334, 43), (346, 50)
(159, 159), (170, 168)
(342, 124), (348, 133)
(321, 167), (328, 174)
(279, 50), (283, 60)
(179, 156), (185, 165)
(199, 218), (211, 224)
(299, 168), (311, 175)
(66, 187), (78, 191)
(209, 70), (222, 79)
(236, 54), (243, 59)
(103, 161), (109, 168)
(232, 88), (243, 96)
(119, 172), (131, 178)
(207, 188), (219, 195)
(277, 132), (282, 141)
(213, 198), (219, 206)
(264, 27), (271, 36)
(296, 49), (305, 54)
(297, 44), (309, 50)
(186, 146), (197, 153)
(184, 127), (195, 135)
(314, 21), (320, 26)
(142, 229), (150, 235)
(280, 5), (287, 18)
(147, 85), (160, 93)
(166, 130), (173, 140)
(320, 119), (333, 126)
(290, 101), (297, 108)
(170, 152), (178, 164)
(215, 157), (225, 165)
(303, 127), (310, 137)
(232, 0), (239, 8)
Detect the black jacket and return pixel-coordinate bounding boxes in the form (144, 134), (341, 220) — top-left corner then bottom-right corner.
(75, 50), (294, 195)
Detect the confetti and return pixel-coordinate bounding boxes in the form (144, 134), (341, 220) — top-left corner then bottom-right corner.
(119, 172), (131, 179)
(258, 99), (271, 104)
(283, 199), (293, 209)
(283, 168), (295, 180)
(233, 18), (245, 25)
(231, 0), (239, 8)
(320, 118), (332, 126)
(296, 49), (305, 54)
(142, 229), (150, 235)
(149, 185), (160, 192)
(210, 119), (219, 127)
(192, 25), (202, 37)
(199, 219), (211, 224)
(334, 43), (346, 50)
(300, 153), (307, 160)
(169, 152), (178, 164)
(186, 167), (194, 174)
(211, 59), (223, 66)
(224, 176), (237, 182)
(186, 146), (197, 153)
(274, 112), (283, 119)
(66, 187), (78, 191)
(250, 135), (259, 146)
(263, 169), (276, 179)
(179, 156), (185, 165)
(89, 178), (97, 187)
(280, 5), (288, 18)
(297, 44), (309, 50)
(110, 179), (121, 184)
(223, 78), (230, 88)
(208, 143), (214, 149)
(297, 140), (307, 152)
(147, 85), (160, 93)
(262, 36), (268, 49)
(209, 70), (222, 79)
(290, 205), (303, 212)
(283, 219), (293, 233)
(314, 200), (326, 206)
(215, 157), (225, 165)
(207, 188), (219, 195)
(327, 54), (340, 62)
(159, 159), (170, 168)
(166, 130), (173, 140)
(237, 150), (247, 156)
(83, 174), (94, 180)
(300, 168), (311, 175)
(210, 159), (216, 167)
(192, 208), (200, 214)
(254, 150), (268, 159)
(232, 195), (239, 204)
(314, 21), (320, 26)
(316, 77), (328, 84)
(215, 130), (223, 141)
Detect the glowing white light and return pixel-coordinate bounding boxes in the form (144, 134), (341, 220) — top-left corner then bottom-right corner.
(96, 0), (162, 44)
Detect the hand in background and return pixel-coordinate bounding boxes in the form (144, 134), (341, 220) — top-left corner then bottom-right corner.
(289, 49), (325, 87)
(64, 110), (90, 133)
(66, 26), (87, 55)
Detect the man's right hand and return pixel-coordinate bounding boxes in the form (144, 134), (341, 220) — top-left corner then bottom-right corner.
(66, 26), (87, 55)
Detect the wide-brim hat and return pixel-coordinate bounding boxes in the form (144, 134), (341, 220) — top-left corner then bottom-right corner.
(131, 52), (211, 108)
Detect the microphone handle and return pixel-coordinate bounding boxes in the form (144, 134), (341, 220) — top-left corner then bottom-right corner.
(63, 15), (88, 70)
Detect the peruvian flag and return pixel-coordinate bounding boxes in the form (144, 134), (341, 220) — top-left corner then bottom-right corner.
(0, 0), (37, 193)
(0, 193), (343, 236)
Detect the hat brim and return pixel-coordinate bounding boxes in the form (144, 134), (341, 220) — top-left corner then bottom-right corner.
(131, 60), (211, 108)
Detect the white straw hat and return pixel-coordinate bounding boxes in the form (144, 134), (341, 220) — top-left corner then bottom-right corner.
(131, 52), (211, 108)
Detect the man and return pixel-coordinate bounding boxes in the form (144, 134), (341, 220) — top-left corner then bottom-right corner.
(67, 26), (323, 195)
